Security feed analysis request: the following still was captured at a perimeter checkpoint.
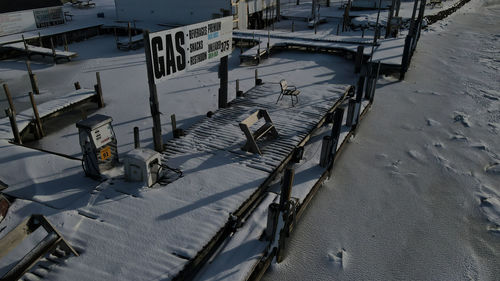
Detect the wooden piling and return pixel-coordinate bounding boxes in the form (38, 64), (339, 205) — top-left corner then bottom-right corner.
(5, 108), (22, 144)
(38, 32), (43, 47)
(218, 56), (228, 109)
(74, 81), (81, 90)
(255, 69), (262, 85)
(134, 127), (140, 148)
(63, 33), (69, 52)
(3, 84), (16, 113)
(279, 166), (294, 211)
(354, 46), (364, 74)
(128, 22), (132, 44)
(265, 203), (280, 241)
(328, 107), (344, 167)
(236, 79), (244, 97)
(22, 35), (30, 59)
(50, 37), (57, 63)
(26, 61), (40, 95)
(171, 114), (178, 138)
(95, 72), (104, 108)
(319, 136), (332, 168)
(336, 24), (339, 35)
(292, 21), (294, 32)
(29, 92), (44, 138)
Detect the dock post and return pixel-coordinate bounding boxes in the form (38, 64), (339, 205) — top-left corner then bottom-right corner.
(29, 92), (44, 138)
(74, 81), (81, 90)
(50, 37), (56, 64)
(279, 166), (294, 210)
(277, 166), (295, 263)
(95, 72), (104, 108)
(63, 34), (69, 52)
(292, 21), (294, 32)
(336, 24), (340, 35)
(128, 22), (132, 45)
(218, 56), (228, 109)
(265, 203), (280, 241)
(144, 30), (163, 152)
(400, 35), (412, 80)
(328, 107), (344, 168)
(236, 79), (243, 97)
(354, 46), (364, 73)
(255, 69), (262, 85)
(38, 32), (43, 47)
(320, 135), (332, 168)
(25, 61), (40, 95)
(362, 28), (365, 38)
(134, 127), (140, 148)
(5, 108), (22, 144)
(171, 114), (180, 138)
(3, 84), (16, 113)
(22, 35), (30, 59)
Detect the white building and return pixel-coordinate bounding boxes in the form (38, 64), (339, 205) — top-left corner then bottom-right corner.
(113, 0), (279, 30)
(0, 0), (64, 36)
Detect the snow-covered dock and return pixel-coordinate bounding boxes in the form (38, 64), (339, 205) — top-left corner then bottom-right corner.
(234, 30), (373, 63)
(0, 81), (355, 280)
(2, 42), (78, 62)
(0, 89), (99, 140)
(234, 30), (405, 68)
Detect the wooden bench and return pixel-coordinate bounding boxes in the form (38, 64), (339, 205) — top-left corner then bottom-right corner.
(239, 109), (279, 154)
(276, 79), (300, 107)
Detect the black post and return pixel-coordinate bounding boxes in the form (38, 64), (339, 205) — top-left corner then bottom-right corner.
(400, 35), (412, 80)
(134, 127), (140, 148)
(408, 0), (419, 37)
(218, 55), (228, 109)
(354, 46), (364, 73)
(329, 107), (345, 166)
(143, 30), (163, 152)
(279, 166), (294, 211)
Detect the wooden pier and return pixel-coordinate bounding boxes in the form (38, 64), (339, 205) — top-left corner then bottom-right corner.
(2, 42), (77, 62)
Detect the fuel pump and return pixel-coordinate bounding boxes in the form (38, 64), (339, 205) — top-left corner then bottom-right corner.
(76, 114), (119, 178)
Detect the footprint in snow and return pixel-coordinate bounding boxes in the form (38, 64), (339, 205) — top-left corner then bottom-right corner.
(407, 150), (425, 162)
(470, 142), (488, 151)
(453, 112), (471, 128)
(427, 118), (441, 127)
(485, 162), (500, 175)
(327, 248), (346, 268)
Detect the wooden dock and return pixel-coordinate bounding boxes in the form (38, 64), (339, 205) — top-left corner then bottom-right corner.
(2, 42), (77, 62)
(0, 89), (100, 141)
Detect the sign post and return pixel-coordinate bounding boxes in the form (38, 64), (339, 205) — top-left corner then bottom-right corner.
(143, 17), (233, 151)
(143, 30), (164, 152)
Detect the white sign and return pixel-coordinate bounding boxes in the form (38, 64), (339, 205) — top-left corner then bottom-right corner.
(91, 123), (114, 148)
(0, 10), (37, 37)
(147, 16), (233, 84)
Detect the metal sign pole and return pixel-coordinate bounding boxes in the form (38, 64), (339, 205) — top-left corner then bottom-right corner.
(143, 30), (163, 152)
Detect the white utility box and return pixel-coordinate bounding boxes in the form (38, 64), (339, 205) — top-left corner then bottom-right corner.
(124, 148), (162, 187)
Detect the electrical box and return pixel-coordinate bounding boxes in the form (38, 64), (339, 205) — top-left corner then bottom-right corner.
(76, 114), (119, 178)
(124, 148), (162, 187)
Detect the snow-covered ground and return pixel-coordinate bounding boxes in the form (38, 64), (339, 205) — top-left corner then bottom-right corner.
(263, 0), (500, 280)
(0, 0), (498, 280)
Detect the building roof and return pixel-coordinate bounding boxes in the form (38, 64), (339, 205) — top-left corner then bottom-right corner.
(0, 0), (62, 14)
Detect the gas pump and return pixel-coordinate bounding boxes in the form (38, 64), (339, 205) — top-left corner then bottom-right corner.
(76, 114), (119, 178)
